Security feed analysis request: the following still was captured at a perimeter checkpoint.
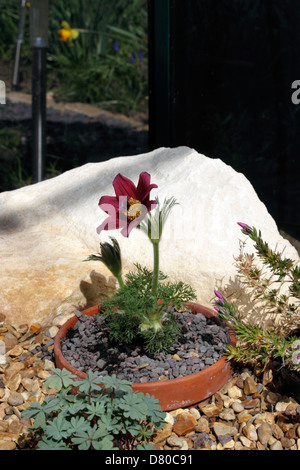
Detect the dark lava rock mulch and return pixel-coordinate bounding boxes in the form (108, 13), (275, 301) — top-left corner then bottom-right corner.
(58, 310), (231, 383)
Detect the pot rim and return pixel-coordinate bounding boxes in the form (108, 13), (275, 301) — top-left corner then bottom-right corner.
(54, 301), (237, 388)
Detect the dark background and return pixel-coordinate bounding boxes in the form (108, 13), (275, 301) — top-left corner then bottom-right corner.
(1, 0), (299, 240)
(148, 0), (300, 238)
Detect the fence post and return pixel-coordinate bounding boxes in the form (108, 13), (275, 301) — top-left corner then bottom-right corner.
(30, 0), (49, 183)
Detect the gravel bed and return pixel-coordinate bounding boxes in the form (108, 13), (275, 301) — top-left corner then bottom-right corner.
(59, 310), (231, 383)
(1, 312), (299, 450)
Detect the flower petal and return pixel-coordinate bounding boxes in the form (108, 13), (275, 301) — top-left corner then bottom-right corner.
(96, 215), (118, 234)
(136, 172), (158, 206)
(98, 195), (119, 210)
(97, 172), (158, 237)
(97, 196), (120, 234)
(112, 173), (138, 199)
(61, 21), (71, 30)
(121, 219), (138, 237)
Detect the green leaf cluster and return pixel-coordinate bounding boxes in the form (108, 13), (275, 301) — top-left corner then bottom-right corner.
(22, 368), (166, 451)
(101, 264), (196, 354)
(216, 298), (300, 369)
(47, 0), (148, 112)
(247, 227), (296, 281)
(213, 224), (300, 370)
(235, 226), (300, 319)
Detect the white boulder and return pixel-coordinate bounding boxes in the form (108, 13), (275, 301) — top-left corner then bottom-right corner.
(0, 146), (298, 327)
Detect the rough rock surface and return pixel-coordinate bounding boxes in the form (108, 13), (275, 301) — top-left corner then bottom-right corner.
(0, 146), (298, 327)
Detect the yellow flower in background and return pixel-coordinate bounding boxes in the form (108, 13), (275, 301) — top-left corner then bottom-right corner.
(58, 21), (79, 44)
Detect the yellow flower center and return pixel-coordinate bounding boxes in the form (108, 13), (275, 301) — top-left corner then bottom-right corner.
(126, 197), (142, 221)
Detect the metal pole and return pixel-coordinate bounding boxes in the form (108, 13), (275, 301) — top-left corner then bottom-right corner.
(32, 42), (46, 183)
(12, 0), (27, 90)
(30, 0), (49, 183)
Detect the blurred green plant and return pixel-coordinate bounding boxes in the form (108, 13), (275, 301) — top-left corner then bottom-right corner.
(0, 1), (21, 59)
(0, 0), (148, 192)
(0, 126), (65, 192)
(0, 126), (31, 190)
(0, 0), (31, 62)
(47, 0), (148, 113)
(0, 0), (148, 113)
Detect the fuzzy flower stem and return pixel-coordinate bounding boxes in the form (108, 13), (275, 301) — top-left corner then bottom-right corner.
(138, 197), (178, 300)
(151, 240), (160, 298)
(116, 274), (125, 290)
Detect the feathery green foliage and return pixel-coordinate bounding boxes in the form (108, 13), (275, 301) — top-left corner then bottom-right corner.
(216, 296), (300, 369)
(236, 224), (300, 317)
(101, 264), (196, 355)
(214, 224), (300, 369)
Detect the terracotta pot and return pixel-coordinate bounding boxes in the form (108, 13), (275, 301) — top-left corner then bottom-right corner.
(54, 301), (236, 411)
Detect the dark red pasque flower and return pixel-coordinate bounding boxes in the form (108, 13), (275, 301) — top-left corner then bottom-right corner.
(96, 172), (158, 237)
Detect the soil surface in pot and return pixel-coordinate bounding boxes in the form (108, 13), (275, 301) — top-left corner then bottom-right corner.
(59, 309), (231, 382)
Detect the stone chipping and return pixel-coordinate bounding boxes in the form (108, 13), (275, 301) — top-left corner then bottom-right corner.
(0, 311), (299, 451)
(58, 309), (230, 382)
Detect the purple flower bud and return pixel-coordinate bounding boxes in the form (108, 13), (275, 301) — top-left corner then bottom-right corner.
(237, 222), (253, 234)
(214, 307), (220, 312)
(114, 40), (120, 52)
(130, 52), (135, 64)
(214, 290), (223, 301)
(137, 49), (143, 60)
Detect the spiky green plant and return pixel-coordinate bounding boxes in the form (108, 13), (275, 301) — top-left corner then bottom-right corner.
(213, 224), (300, 370)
